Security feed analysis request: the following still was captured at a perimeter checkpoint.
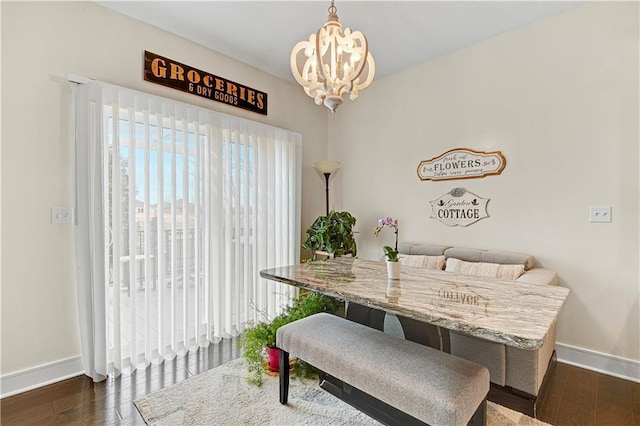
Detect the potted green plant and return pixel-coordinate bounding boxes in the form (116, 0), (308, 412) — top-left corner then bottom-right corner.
(239, 291), (341, 386)
(302, 210), (357, 259)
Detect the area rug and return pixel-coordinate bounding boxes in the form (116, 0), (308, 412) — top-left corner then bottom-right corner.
(134, 358), (550, 425)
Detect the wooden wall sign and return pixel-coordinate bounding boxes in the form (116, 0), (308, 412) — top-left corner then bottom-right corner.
(430, 188), (489, 227)
(144, 51), (268, 115)
(417, 148), (506, 181)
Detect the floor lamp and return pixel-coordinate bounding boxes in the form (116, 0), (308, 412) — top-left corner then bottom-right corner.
(313, 160), (341, 215)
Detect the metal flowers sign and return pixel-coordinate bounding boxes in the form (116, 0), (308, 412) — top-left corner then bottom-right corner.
(417, 148), (506, 182)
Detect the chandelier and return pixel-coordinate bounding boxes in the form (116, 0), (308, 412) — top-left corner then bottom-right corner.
(290, 0), (375, 113)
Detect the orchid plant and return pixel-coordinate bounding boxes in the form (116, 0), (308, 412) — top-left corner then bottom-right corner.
(374, 216), (399, 262)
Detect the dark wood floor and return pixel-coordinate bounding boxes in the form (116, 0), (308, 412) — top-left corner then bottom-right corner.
(536, 360), (640, 426)
(1, 338), (241, 425)
(2, 338), (638, 425)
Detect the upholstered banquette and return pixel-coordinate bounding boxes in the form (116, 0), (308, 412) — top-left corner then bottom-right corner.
(387, 243), (559, 399)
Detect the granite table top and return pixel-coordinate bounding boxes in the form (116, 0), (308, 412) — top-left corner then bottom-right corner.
(260, 258), (570, 350)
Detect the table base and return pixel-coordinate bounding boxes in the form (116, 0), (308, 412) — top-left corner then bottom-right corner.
(319, 371), (426, 425)
(318, 371), (487, 426)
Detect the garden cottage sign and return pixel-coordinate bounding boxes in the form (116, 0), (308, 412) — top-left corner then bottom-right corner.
(417, 148), (506, 181)
(430, 188), (489, 227)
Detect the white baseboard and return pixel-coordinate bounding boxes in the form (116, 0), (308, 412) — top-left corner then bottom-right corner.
(2, 344), (638, 398)
(0, 356), (85, 398)
(556, 343), (640, 383)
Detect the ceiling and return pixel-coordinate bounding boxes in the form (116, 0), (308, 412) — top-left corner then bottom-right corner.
(98, 1), (581, 83)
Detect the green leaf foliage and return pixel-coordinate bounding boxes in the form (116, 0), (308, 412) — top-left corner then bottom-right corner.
(383, 245), (399, 262)
(302, 210), (357, 257)
(239, 292), (342, 386)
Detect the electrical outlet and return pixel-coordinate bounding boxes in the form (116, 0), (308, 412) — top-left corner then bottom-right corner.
(590, 206), (612, 223)
(51, 207), (74, 224)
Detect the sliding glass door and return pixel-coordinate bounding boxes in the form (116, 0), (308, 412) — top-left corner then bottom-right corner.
(75, 81), (301, 379)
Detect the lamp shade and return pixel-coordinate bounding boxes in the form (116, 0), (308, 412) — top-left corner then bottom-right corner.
(313, 160), (341, 174)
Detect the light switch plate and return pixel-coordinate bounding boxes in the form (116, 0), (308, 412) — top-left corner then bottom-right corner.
(51, 207), (74, 224)
(590, 206), (612, 223)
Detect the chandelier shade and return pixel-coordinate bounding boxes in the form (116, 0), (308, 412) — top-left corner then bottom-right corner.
(290, 1), (375, 112)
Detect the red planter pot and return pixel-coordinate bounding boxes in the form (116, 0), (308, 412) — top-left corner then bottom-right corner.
(266, 346), (280, 372)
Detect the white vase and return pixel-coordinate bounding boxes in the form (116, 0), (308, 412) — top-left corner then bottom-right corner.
(386, 260), (400, 280)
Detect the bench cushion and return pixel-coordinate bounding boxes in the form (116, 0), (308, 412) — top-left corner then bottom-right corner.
(277, 313), (489, 426)
(398, 243), (450, 256)
(449, 332), (506, 386)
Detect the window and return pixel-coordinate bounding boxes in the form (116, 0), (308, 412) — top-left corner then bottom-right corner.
(75, 81), (301, 379)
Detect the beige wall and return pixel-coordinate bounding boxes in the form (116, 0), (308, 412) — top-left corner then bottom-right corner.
(329, 2), (639, 361)
(2, 0), (638, 379)
(0, 1), (327, 375)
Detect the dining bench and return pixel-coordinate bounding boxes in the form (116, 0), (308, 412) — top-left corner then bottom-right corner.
(276, 313), (490, 426)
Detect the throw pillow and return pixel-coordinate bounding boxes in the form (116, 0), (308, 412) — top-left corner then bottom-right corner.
(445, 257), (526, 280)
(398, 254), (446, 270)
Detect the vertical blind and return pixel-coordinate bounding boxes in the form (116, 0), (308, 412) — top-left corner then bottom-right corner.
(75, 81), (301, 380)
